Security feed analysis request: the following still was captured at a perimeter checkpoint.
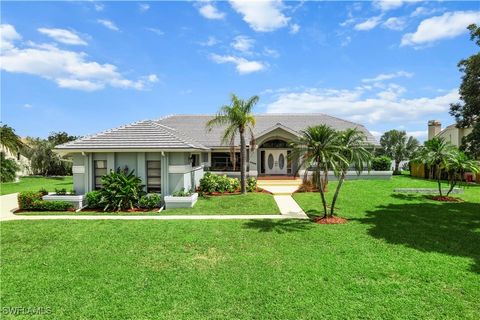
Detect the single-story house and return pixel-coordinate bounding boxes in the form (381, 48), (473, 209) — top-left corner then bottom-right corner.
(55, 114), (378, 195)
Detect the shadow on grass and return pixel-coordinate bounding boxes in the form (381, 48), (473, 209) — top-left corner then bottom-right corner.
(243, 219), (312, 233)
(390, 193), (425, 201)
(357, 201), (480, 273)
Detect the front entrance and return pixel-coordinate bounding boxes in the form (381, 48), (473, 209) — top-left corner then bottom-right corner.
(264, 150), (288, 175)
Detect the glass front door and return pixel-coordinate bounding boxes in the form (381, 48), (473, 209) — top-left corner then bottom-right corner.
(264, 150), (288, 175)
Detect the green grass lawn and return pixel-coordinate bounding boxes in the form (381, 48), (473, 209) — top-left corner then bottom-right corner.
(0, 176), (73, 195)
(1, 176), (479, 319)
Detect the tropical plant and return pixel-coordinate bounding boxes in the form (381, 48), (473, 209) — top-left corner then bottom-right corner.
(138, 194), (162, 209)
(99, 169), (145, 211)
(246, 177), (257, 192)
(371, 156), (392, 171)
(413, 137), (455, 197)
(380, 130), (419, 174)
(206, 93), (258, 194)
(172, 188), (193, 197)
(86, 191), (103, 209)
(0, 124), (25, 155)
(0, 152), (19, 182)
(54, 188), (67, 195)
(330, 129), (373, 216)
(445, 150), (480, 196)
(199, 172), (218, 193)
(290, 125), (347, 218)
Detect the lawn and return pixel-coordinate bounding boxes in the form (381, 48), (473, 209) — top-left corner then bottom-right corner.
(1, 176), (479, 319)
(0, 176), (73, 195)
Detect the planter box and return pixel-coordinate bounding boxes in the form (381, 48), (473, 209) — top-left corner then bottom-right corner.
(164, 193), (198, 209)
(42, 194), (86, 210)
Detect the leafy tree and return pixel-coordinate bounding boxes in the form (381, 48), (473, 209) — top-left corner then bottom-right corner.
(206, 94), (258, 194)
(445, 149), (480, 196)
(379, 130), (419, 174)
(290, 125), (347, 218)
(450, 24), (480, 158)
(413, 137), (455, 197)
(330, 129), (373, 216)
(99, 168), (145, 211)
(47, 131), (79, 146)
(0, 152), (20, 182)
(0, 124), (26, 155)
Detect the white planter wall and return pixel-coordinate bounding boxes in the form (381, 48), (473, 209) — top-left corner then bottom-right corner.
(164, 193), (198, 209)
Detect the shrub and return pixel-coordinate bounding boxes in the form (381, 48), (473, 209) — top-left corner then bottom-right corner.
(138, 194), (162, 209)
(227, 178), (240, 193)
(247, 177), (257, 192)
(0, 152), (19, 182)
(55, 188), (67, 195)
(70, 189), (76, 195)
(172, 188), (193, 197)
(216, 175), (231, 193)
(31, 200), (73, 211)
(18, 191), (42, 209)
(199, 172), (242, 194)
(86, 191), (103, 209)
(371, 156), (392, 171)
(99, 168), (145, 211)
(38, 188), (49, 196)
(199, 172), (218, 193)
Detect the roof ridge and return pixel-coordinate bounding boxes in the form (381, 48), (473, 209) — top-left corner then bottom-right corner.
(148, 121), (207, 149)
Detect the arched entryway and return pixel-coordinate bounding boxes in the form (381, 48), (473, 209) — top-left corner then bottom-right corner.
(259, 139), (292, 175)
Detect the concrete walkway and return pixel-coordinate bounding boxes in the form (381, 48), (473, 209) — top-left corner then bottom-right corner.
(0, 191), (308, 221)
(258, 180), (308, 219)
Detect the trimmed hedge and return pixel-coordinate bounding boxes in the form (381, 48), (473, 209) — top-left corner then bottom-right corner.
(17, 191), (73, 211)
(138, 194), (162, 209)
(199, 172), (257, 193)
(86, 191), (103, 209)
(372, 156), (392, 171)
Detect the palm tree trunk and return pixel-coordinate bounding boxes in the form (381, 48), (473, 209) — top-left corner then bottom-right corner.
(437, 167), (443, 197)
(240, 129), (247, 194)
(395, 160), (400, 172)
(318, 175), (328, 218)
(330, 171), (345, 216)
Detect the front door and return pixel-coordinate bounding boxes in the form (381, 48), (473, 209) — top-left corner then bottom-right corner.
(265, 150), (288, 175)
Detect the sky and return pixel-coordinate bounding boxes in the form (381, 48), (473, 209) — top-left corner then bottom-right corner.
(1, 0), (479, 141)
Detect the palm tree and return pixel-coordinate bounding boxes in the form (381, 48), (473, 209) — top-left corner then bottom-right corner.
(0, 124), (25, 155)
(330, 129), (373, 216)
(206, 94), (258, 194)
(290, 125), (347, 217)
(380, 130), (419, 173)
(414, 137), (455, 197)
(445, 150), (479, 196)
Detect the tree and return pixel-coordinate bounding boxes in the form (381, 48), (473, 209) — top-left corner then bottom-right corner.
(0, 124), (25, 155)
(206, 94), (258, 194)
(450, 24), (480, 158)
(0, 152), (20, 182)
(445, 149), (479, 196)
(290, 125), (347, 218)
(330, 129), (373, 216)
(413, 137), (455, 197)
(47, 131), (79, 146)
(379, 130), (419, 174)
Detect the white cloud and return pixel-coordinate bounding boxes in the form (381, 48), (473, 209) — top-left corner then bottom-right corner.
(265, 85), (459, 125)
(23, 103), (32, 108)
(231, 35), (254, 53)
(407, 130), (428, 140)
(229, 0), (290, 32)
(93, 2), (104, 12)
(410, 6), (443, 17)
(263, 47), (280, 58)
(362, 71), (413, 83)
(0, 24), (156, 91)
(210, 54), (265, 74)
(341, 36), (352, 47)
(198, 36), (219, 46)
(198, 1), (225, 20)
(38, 28), (87, 46)
(146, 27), (164, 36)
(373, 0), (420, 12)
(139, 3), (150, 12)
(401, 11), (480, 47)
(354, 16), (382, 31)
(289, 23), (300, 34)
(97, 19), (119, 31)
(383, 17), (407, 31)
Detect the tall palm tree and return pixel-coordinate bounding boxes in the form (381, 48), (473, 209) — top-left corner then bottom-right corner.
(290, 125), (347, 217)
(0, 124), (25, 155)
(206, 94), (258, 194)
(414, 137), (455, 197)
(380, 130), (419, 173)
(330, 128), (373, 216)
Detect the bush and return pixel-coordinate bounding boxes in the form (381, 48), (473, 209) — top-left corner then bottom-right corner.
(172, 188), (193, 197)
(199, 172), (242, 194)
(38, 188), (48, 196)
(199, 172), (218, 193)
(99, 168), (145, 211)
(228, 178), (240, 193)
(31, 200), (73, 211)
(247, 177), (257, 192)
(18, 191), (42, 209)
(86, 191), (102, 209)
(216, 175), (231, 193)
(55, 188), (67, 195)
(372, 156), (392, 171)
(0, 152), (19, 182)
(138, 194), (162, 209)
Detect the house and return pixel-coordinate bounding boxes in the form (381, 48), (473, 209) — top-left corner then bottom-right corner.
(427, 120), (473, 147)
(55, 114), (378, 195)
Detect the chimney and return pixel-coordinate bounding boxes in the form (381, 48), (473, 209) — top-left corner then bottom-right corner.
(428, 120), (441, 140)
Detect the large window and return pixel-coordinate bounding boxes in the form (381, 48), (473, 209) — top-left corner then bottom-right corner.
(94, 160), (107, 189)
(260, 139), (289, 148)
(147, 161), (161, 193)
(210, 152), (241, 171)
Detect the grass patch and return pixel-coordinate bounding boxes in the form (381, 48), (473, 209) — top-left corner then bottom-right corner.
(1, 176), (479, 319)
(0, 176), (73, 195)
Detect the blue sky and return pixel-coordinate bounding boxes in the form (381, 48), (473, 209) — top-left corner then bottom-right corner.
(1, 1), (479, 141)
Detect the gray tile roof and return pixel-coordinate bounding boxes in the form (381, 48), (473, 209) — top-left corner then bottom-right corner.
(56, 120), (208, 150)
(156, 113), (378, 147)
(56, 113), (378, 151)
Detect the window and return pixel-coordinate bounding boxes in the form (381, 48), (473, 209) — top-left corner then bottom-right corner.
(210, 152), (241, 171)
(191, 154), (200, 167)
(260, 139), (289, 148)
(94, 160), (107, 189)
(147, 161), (161, 193)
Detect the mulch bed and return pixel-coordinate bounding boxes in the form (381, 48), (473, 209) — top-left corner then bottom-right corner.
(80, 208), (161, 213)
(427, 196), (464, 202)
(314, 216), (348, 224)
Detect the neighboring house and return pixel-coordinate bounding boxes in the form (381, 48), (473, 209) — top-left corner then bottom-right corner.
(55, 114), (377, 195)
(0, 142), (31, 176)
(427, 120), (473, 147)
